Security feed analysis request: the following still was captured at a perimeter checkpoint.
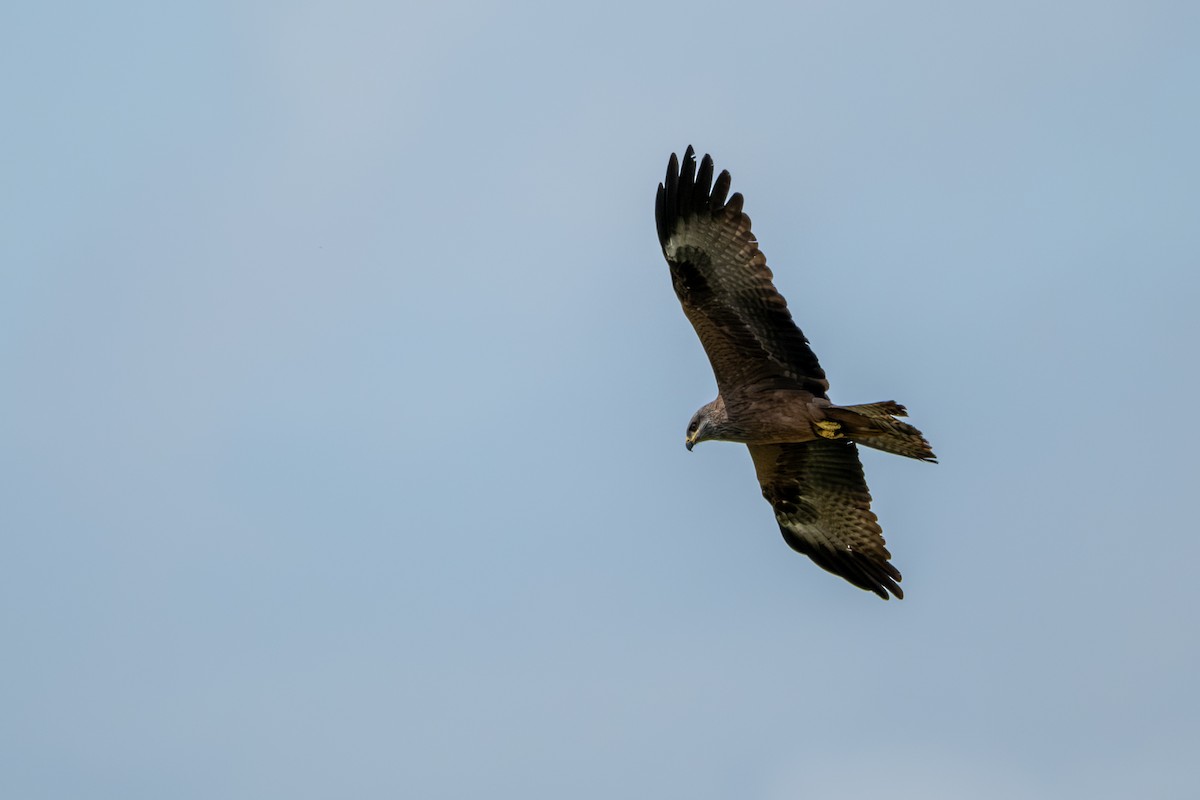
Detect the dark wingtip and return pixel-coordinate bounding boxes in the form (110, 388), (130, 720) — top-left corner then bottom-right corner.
(679, 148), (697, 214)
(696, 154), (714, 210)
(657, 152), (681, 249)
(711, 169), (731, 207)
(664, 151), (680, 205)
(780, 525), (904, 600)
(869, 572), (903, 600)
(863, 565), (903, 600)
(657, 147), (734, 249)
(655, 183), (668, 251)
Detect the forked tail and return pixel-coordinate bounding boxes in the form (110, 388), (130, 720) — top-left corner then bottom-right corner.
(825, 401), (937, 462)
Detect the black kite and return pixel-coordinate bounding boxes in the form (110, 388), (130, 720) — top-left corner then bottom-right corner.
(656, 147), (935, 600)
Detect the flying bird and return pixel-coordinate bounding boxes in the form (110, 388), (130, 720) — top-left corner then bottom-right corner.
(655, 146), (935, 600)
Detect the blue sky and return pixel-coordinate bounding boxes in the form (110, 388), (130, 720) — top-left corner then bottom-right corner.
(3, 1), (1198, 797)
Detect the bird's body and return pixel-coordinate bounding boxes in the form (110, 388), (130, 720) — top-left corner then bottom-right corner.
(656, 147), (935, 600)
(687, 389), (842, 446)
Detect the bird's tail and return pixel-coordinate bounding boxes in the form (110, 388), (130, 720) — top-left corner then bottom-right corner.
(825, 401), (937, 462)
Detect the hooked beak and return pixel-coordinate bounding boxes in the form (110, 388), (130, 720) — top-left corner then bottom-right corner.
(685, 433), (696, 452)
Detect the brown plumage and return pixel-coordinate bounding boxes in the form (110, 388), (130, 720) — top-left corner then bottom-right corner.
(656, 146), (935, 600)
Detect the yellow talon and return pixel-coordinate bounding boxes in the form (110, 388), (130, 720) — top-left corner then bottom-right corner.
(816, 420), (843, 439)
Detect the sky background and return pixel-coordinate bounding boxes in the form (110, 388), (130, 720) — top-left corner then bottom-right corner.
(3, 1), (1199, 797)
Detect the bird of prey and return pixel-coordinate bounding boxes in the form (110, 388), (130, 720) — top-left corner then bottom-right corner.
(655, 146), (935, 600)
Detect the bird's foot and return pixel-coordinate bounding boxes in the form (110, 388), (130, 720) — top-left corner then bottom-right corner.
(816, 421), (844, 440)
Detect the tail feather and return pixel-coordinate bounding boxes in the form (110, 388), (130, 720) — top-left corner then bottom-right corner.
(840, 400), (908, 419)
(826, 402), (937, 463)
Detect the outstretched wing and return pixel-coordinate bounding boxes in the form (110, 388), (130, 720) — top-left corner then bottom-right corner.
(656, 146), (828, 399)
(748, 440), (903, 600)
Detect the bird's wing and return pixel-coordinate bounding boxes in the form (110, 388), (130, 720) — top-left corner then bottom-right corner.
(656, 146), (828, 399)
(747, 440), (903, 600)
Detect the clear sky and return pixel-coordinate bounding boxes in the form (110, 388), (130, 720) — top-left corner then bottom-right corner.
(3, 1), (1198, 797)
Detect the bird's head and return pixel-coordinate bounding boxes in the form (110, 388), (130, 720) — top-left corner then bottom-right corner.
(685, 397), (727, 451)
